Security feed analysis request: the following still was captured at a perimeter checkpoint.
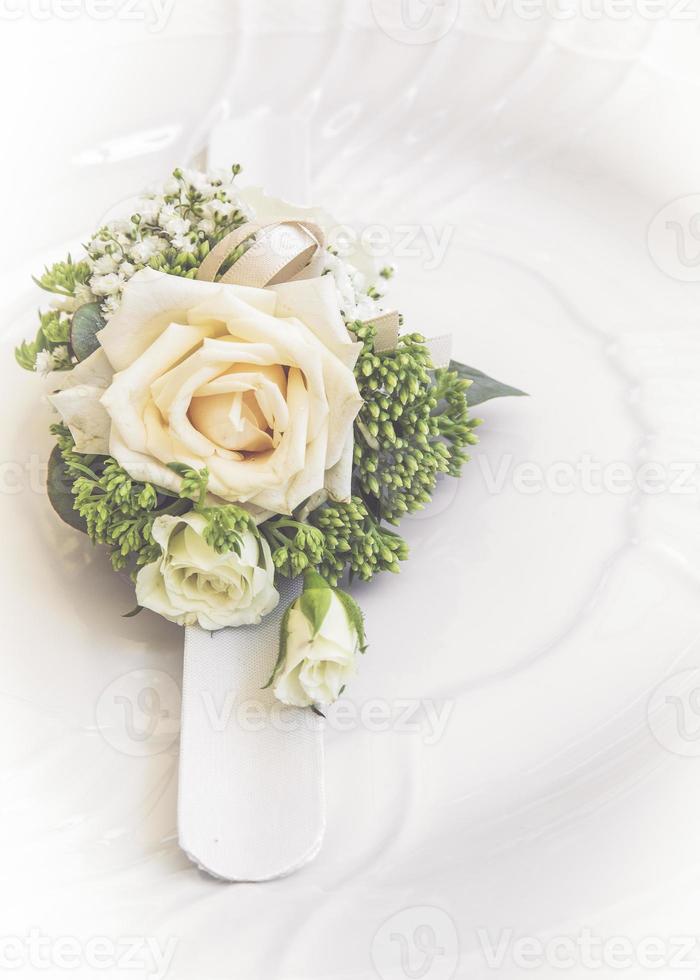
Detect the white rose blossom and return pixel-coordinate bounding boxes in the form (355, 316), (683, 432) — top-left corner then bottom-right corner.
(136, 512), (278, 630)
(270, 572), (365, 707)
(49, 266), (364, 516)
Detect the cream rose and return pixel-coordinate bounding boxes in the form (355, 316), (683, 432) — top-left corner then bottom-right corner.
(270, 572), (365, 707)
(136, 512), (278, 629)
(49, 267), (363, 516)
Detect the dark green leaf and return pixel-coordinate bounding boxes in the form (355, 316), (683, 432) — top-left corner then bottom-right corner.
(71, 303), (105, 362)
(46, 444), (87, 533)
(122, 605), (143, 618)
(449, 361), (528, 406)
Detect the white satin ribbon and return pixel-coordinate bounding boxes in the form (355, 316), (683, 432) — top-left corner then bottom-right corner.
(179, 207), (450, 881)
(196, 219), (325, 288)
(179, 579), (325, 882)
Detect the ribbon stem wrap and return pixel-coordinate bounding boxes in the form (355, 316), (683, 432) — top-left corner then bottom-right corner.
(179, 580), (325, 882)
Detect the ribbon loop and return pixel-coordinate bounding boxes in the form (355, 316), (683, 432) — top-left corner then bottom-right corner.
(196, 219), (325, 289)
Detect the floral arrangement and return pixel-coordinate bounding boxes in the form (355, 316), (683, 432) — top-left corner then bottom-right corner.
(16, 165), (523, 711)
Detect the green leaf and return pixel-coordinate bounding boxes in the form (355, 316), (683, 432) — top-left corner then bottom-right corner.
(122, 605), (143, 618)
(71, 303), (105, 362)
(262, 604), (292, 689)
(15, 339), (39, 372)
(303, 569), (332, 592)
(299, 581), (333, 639)
(46, 444), (87, 533)
(335, 588), (368, 653)
(449, 361), (528, 406)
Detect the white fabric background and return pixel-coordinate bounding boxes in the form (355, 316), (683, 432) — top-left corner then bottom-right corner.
(3, 4), (700, 979)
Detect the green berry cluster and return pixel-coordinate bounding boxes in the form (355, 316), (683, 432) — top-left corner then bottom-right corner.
(53, 429), (184, 572)
(69, 455), (168, 572)
(166, 463), (256, 556)
(262, 518), (326, 578)
(350, 322), (478, 525)
(309, 497), (409, 586)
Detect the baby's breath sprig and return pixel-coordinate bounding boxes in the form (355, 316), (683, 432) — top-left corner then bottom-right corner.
(85, 165), (248, 317)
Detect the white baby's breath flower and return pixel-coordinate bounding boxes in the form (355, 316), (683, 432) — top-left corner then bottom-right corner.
(89, 237), (109, 256)
(91, 254), (118, 275)
(182, 169), (213, 194)
(75, 283), (95, 306)
(129, 238), (162, 264)
(37, 346), (69, 376)
(353, 294), (381, 321)
(90, 273), (124, 297)
(161, 215), (191, 238)
(202, 199), (235, 219)
(102, 295), (121, 316)
(172, 235), (196, 253)
(35, 350), (54, 376)
(198, 218), (216, 235)
(119, 261), (136, 278)
(136, 198), (161, 223)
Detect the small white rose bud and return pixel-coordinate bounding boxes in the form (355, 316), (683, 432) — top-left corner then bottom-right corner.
(267, 571), (367, 708)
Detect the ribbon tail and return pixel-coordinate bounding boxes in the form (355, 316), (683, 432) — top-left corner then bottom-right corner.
(178, 578), (325, 881)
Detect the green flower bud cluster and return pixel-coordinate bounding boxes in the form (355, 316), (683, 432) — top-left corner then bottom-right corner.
(71, 457), (165, 571)
(308, 497), (409, 585)
(53, 428), (189, 573)
(350, 322), (478, 524)
(33, 256), (91, 298)
(54, 437), (264, 575)
(199, 505), (256, 557)
(262, 518), (326, 579)
(433, 367), (482, 477)
(166, 463), (257, 556)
